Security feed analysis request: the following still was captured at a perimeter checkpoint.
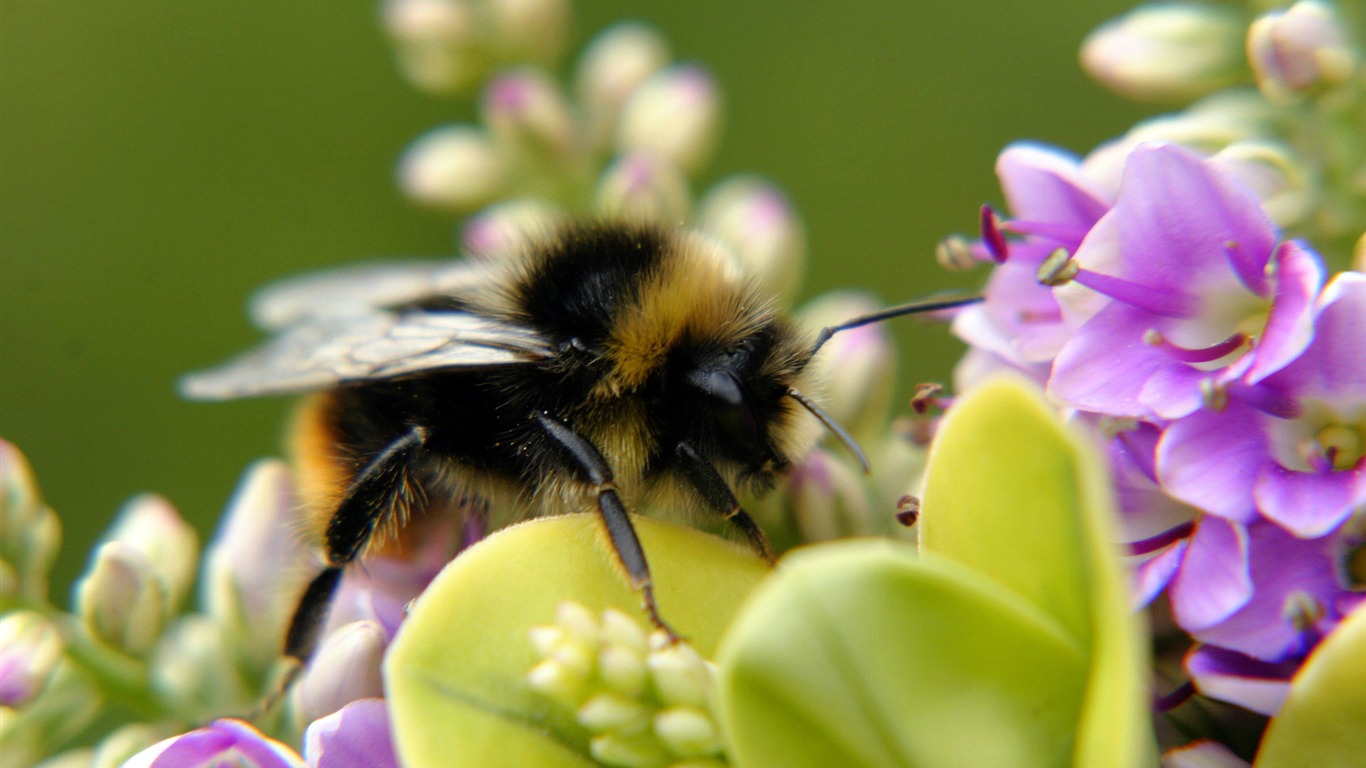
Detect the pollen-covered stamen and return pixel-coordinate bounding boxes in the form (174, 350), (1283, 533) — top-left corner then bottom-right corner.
(1128, 521), (1195, 556)
(1301, 425), (1363, 473)
(980, 204), (1009, 263)
(1224, 239), (1271, 297)
(910, 382), (947, 415)
(935, 234), (981, 271)
(1200, 379), (1230, 412)
(1036, 248), (1078, 286)
(1153, 681), (1195, 712)
(1142, 329), (1250, 364)
(1282, 591), (1327, 644)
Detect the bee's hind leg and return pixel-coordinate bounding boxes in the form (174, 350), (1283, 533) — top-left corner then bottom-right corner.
(284, 426), (429, 664)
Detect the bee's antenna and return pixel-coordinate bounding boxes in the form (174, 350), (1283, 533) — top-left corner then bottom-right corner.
(810, 294), (983, 354)
(787, 387), (869, 474)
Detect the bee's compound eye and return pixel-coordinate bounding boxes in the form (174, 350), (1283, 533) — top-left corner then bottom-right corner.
(686, 368), (760, 451)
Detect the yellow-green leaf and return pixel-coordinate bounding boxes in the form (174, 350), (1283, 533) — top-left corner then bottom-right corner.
(1255, 601), (1366, 768)
(919, 376), (1153, 767)
(717, 540), (1088, 768)
(385, 513), (768, 768)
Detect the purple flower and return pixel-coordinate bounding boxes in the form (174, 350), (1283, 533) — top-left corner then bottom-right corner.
(1158, 272), (1366, 536)
(1048, 143), (1322, 420)
(304, 698), (399, 768)
(1186, 644), (1300, 717)
(951, 142), (1113, 365)
(122, 719), (305, 768)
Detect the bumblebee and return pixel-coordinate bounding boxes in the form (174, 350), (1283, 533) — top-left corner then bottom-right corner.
(183, 220), (975, 664)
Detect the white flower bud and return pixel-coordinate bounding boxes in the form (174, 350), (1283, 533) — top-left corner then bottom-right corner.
(461, 198), (563, 260)
(576, 23), (671, 150)
(399, 125), (505, 212)
(104, 494), (198, 614)
(617, 65), (721, 175)
(1081, 3), (1246, 102)
(483, 69), (581, 163)
(528, 656), (588, 707)
(0, 440), (62, 602)
(1248, 0), (1355, 105)
(0, 610), (65, 709)
(598, 644), (646, 698)
(76, 542), (168, 656)
(594, 152), (691, 224)
(647, 642), (713, 709)
(653, 705), (721, 758)
(292, 620), (387, 725)
(381, 0), (482, 94)
(697, 177), (806, 304)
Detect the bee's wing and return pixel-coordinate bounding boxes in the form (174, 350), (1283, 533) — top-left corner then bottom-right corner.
(181, 312), (554, 400)
(249, 259), (490, 330)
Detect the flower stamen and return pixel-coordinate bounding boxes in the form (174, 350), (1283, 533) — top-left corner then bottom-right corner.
(980, 205), (1008, 263)
(1128, 521), (1195, 555)
(1142, 330), (1249, 364)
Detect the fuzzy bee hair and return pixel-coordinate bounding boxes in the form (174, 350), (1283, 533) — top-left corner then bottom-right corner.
(184, 220), (833, 660)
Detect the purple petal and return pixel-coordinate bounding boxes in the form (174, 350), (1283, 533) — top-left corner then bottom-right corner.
(995, 142), (1112, 227)
(1193, 518), (1345, 660)
(305, 698), (399, 768)
(1186, 644), (1296, 716)
(1157, 403), (1266, 521)
(1244, 241), (1324, 383)
(1170, 517), (1252, 631)
(1266, 271), (1366, 402)
(1109, 144), (1277, 297)
(1161, 740), (1251, 768)
(1135, 539), (1186, 607)
(1049, 302), (1182, 418)
(952, 256), (1070, 364)
(131, 720), (305, 768)
(1255, 462), (1363, 538)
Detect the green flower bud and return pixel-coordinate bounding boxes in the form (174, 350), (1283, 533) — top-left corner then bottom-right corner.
(75, 542), (168, 656)
(786, 449), (874, 542)
(577, 691), (649, 732)
(483, 68), (581, 165)
(590, 730), (669, 768)
(646, 639), (713, 709)
(103, 494), (198, 614)
(91, 722), (167, 768)
(0, 439), (62, 602)
(594, 152), (692, 224)
(797, 292), (896, 439)
(482, 0), (570, 66)
(381, 0), (482, 95)
(1211, 140), (1314, 227)
(399, 125), (506, 212)
(151, 615), (254, 721)
(617, 65), (721, 176)
(576, 23), (671, 151)
(1081, 3), (1247, 103)
(654, 705), (722, 758)
(0, 610), (65, 709)
(1248, 0), (1356, 105)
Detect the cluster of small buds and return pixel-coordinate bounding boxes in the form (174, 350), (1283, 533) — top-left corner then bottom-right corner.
(941, 0), (1365, 736)
(393, 17), (817, 308)
(1079, 0), (1364, 268)
(382, 0), (570, 96)
(528, 602), (727, 768)
(0, 440), (421, 765)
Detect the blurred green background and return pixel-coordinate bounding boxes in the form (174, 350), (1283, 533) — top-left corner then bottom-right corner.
(1, 1), (1151, 595)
